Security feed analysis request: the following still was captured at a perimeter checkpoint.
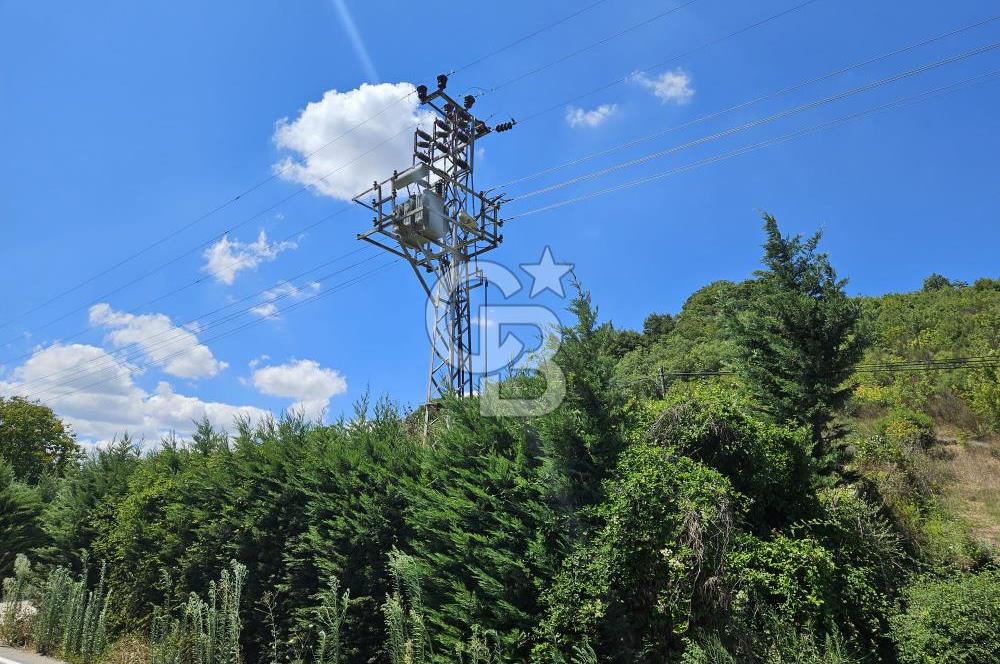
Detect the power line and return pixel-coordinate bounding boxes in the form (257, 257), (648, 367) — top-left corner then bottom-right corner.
(13, 252), (386, 394)
(515, 0), (823, 125)
(504, 67), (1000, 221)
(0, 124), (414, 351)
(451, 0), (612, 75)
(0, 209), (361, 367)
(505, 40), (1000, 202)
(2, 242), (373, 380)
(0, 0), (610, 334)
(497, 13), (1000, 189)
(17, 259), (402, 404)
(0, 101), (414, 335)
(620, 356), (1000, 386)
(483, 0), (702, 95)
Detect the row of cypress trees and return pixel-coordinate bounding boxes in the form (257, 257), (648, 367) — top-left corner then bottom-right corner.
(2, 215), (995, 662)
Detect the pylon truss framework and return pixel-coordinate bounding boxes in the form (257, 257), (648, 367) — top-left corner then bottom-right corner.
(352, 76), (506, 400)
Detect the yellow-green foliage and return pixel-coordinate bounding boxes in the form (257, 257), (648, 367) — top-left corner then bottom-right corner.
(854, 408), (937, 466)
(850, 415), (987, 572)
(859, 278), (1000, 433)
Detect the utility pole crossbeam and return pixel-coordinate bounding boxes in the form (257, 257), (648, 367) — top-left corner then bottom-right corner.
(353, 74), (505, 402)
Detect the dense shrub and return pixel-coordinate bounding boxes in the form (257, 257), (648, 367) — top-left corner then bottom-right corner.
(875, 408), (935, 453)
(647, 382), (816, 531)
(403, 398), (550, 661)
(540, 445), (737, 662)
(728, 534), (837, 637)
(891, 569), (1000, 663)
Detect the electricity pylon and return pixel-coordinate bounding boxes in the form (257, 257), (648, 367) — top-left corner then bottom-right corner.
(353, 74), (507, 402)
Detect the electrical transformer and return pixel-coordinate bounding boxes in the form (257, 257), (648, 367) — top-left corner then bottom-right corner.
(394, 190), (446, 248)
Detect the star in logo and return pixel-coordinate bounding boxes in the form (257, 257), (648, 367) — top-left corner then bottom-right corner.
(520, 246), (574, 298)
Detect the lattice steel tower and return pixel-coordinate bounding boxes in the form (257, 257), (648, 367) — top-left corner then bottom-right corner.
(353, 74), (507, 401)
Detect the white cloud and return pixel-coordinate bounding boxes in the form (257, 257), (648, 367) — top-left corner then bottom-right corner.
(565, 104), (618, 128)
(272, 82), (434, 201)
(250, 281), (321, 319)
(89, 303), (226, 379)
(203, 230), (297, 285)
(251, 359), (347, 420)
(631, 69), (694, 105)
(0, 343), (267, 444)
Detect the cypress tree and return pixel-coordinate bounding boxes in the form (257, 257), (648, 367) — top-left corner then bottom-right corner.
(728, 214), (864, 450)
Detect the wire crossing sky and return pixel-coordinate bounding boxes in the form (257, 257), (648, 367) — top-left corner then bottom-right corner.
(1, 0), (998, 443)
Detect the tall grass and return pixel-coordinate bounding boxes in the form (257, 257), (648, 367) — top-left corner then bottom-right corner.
(149, 559), (247, 664)
(383, 549), (430, 664)
(2, 555), (115, 661)
(0, 554), (33, 646)
(31, 558), (111, 661)
(313, 577), (349, 664)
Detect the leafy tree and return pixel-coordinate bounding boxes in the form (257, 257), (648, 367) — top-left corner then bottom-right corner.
(538, 282), (630, 527)
(616, 281), (741, 394)
(727, 214), (864, 446)
(0, 396), (78, 483)
(922, 273), (953, 291)
(642, 312), (675, 341)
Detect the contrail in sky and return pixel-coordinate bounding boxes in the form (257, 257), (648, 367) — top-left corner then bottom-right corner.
(331, 0), (380, 83)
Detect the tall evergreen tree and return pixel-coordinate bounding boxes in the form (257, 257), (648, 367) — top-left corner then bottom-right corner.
(0, 458), (44, 578)
(405, 397), (550, 661)
(727, 214), (864, 446)
(538, 282), (630, 526)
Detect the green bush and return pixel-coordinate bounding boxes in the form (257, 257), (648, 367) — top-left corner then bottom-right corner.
(891, 569), (1000, 663)
(806, 488), (907, 659)
(540, 445), (737, 662)
(729, 534), (836, 634)
(648, 382), (816, 531)
(0, 459), (44, 579)
(875, 408), (935, 453)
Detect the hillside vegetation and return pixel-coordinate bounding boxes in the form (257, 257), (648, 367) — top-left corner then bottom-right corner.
(2, 215), (999, 663)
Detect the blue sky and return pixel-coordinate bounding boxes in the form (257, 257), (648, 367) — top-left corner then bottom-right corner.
(1, 0), (998, 443)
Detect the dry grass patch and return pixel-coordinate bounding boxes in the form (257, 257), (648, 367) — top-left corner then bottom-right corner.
(931, 437), (1000, 551)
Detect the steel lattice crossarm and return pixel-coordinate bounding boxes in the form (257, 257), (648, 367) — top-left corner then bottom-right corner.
(352, 75), (504, 297)
(352, 74), (510, 401)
